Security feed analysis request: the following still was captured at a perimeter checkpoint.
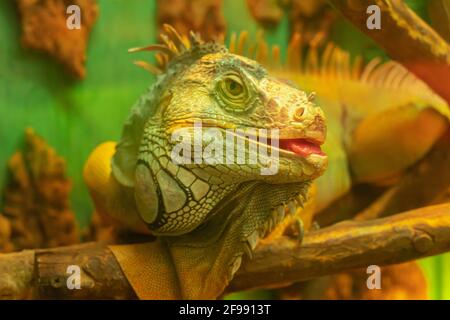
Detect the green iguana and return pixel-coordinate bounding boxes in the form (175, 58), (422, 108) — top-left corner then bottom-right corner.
(84, 23), (449, 300)
(83, 25), (328, 299)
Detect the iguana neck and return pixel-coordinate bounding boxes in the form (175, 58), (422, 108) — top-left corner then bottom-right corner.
(160, 181), (309, 299)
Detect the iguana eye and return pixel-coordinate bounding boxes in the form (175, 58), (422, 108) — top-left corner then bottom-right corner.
(224, 78), (243, 96)
(216, 73), (254, 112)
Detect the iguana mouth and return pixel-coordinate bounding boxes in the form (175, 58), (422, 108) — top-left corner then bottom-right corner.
(279, 138), (325, 157)
(235, 133), (326, 158)
(167, 120), (326, 158)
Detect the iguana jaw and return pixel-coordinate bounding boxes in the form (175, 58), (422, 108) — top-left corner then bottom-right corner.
(162, 109), (321, 181)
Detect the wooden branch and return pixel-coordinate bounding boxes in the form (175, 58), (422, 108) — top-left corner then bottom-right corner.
(228, 203), (450, 292)
(1, 203), (450, 299)
(327, 0), (450, 105)
(0, 242), (137, 299)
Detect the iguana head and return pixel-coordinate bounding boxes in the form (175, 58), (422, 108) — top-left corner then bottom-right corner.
(112, 26), (327, 238)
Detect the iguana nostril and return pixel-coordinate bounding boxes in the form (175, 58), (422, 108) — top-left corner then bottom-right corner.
(294, 107), (305, 121)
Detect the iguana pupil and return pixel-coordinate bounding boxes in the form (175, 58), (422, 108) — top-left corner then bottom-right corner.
(226, 79), (241, 95)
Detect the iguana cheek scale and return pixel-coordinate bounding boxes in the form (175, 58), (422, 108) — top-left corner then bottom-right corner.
(83, 25), (327, 299)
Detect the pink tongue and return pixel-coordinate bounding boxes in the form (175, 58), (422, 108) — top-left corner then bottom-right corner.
(281, 139), (325, 157)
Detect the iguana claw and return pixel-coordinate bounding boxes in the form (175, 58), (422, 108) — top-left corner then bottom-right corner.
(294, 217), (304, 244)
(283, 216), (304, 244)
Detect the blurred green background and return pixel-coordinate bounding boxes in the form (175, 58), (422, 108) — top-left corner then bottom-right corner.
(0, 0), (448, 299)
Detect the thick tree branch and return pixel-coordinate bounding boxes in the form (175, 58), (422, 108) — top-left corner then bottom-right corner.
(327, 0), (450, 105)
(1, 203), (450, 299)
(228, 203), (450, 292)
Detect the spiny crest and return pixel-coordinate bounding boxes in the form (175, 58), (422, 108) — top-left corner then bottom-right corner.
(130, 25), (437, 96)
(129, 24), (227, 75)
(229, 30), (432, 92)
(227, 30), (280, 69)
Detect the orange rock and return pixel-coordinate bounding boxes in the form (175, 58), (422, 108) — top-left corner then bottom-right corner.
(246, 0), (284, 27)
(1, 128), (79, 251)
(157, 0), (226, 41)
(17, 0), (99, 79)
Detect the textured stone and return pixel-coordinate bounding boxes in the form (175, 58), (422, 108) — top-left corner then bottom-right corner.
(17, 0), (99, 79)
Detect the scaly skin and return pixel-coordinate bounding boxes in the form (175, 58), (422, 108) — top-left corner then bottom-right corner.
(84, 25), (327, 299)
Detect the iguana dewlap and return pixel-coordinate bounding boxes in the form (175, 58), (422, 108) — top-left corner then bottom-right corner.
(83, 26), (327, 299)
